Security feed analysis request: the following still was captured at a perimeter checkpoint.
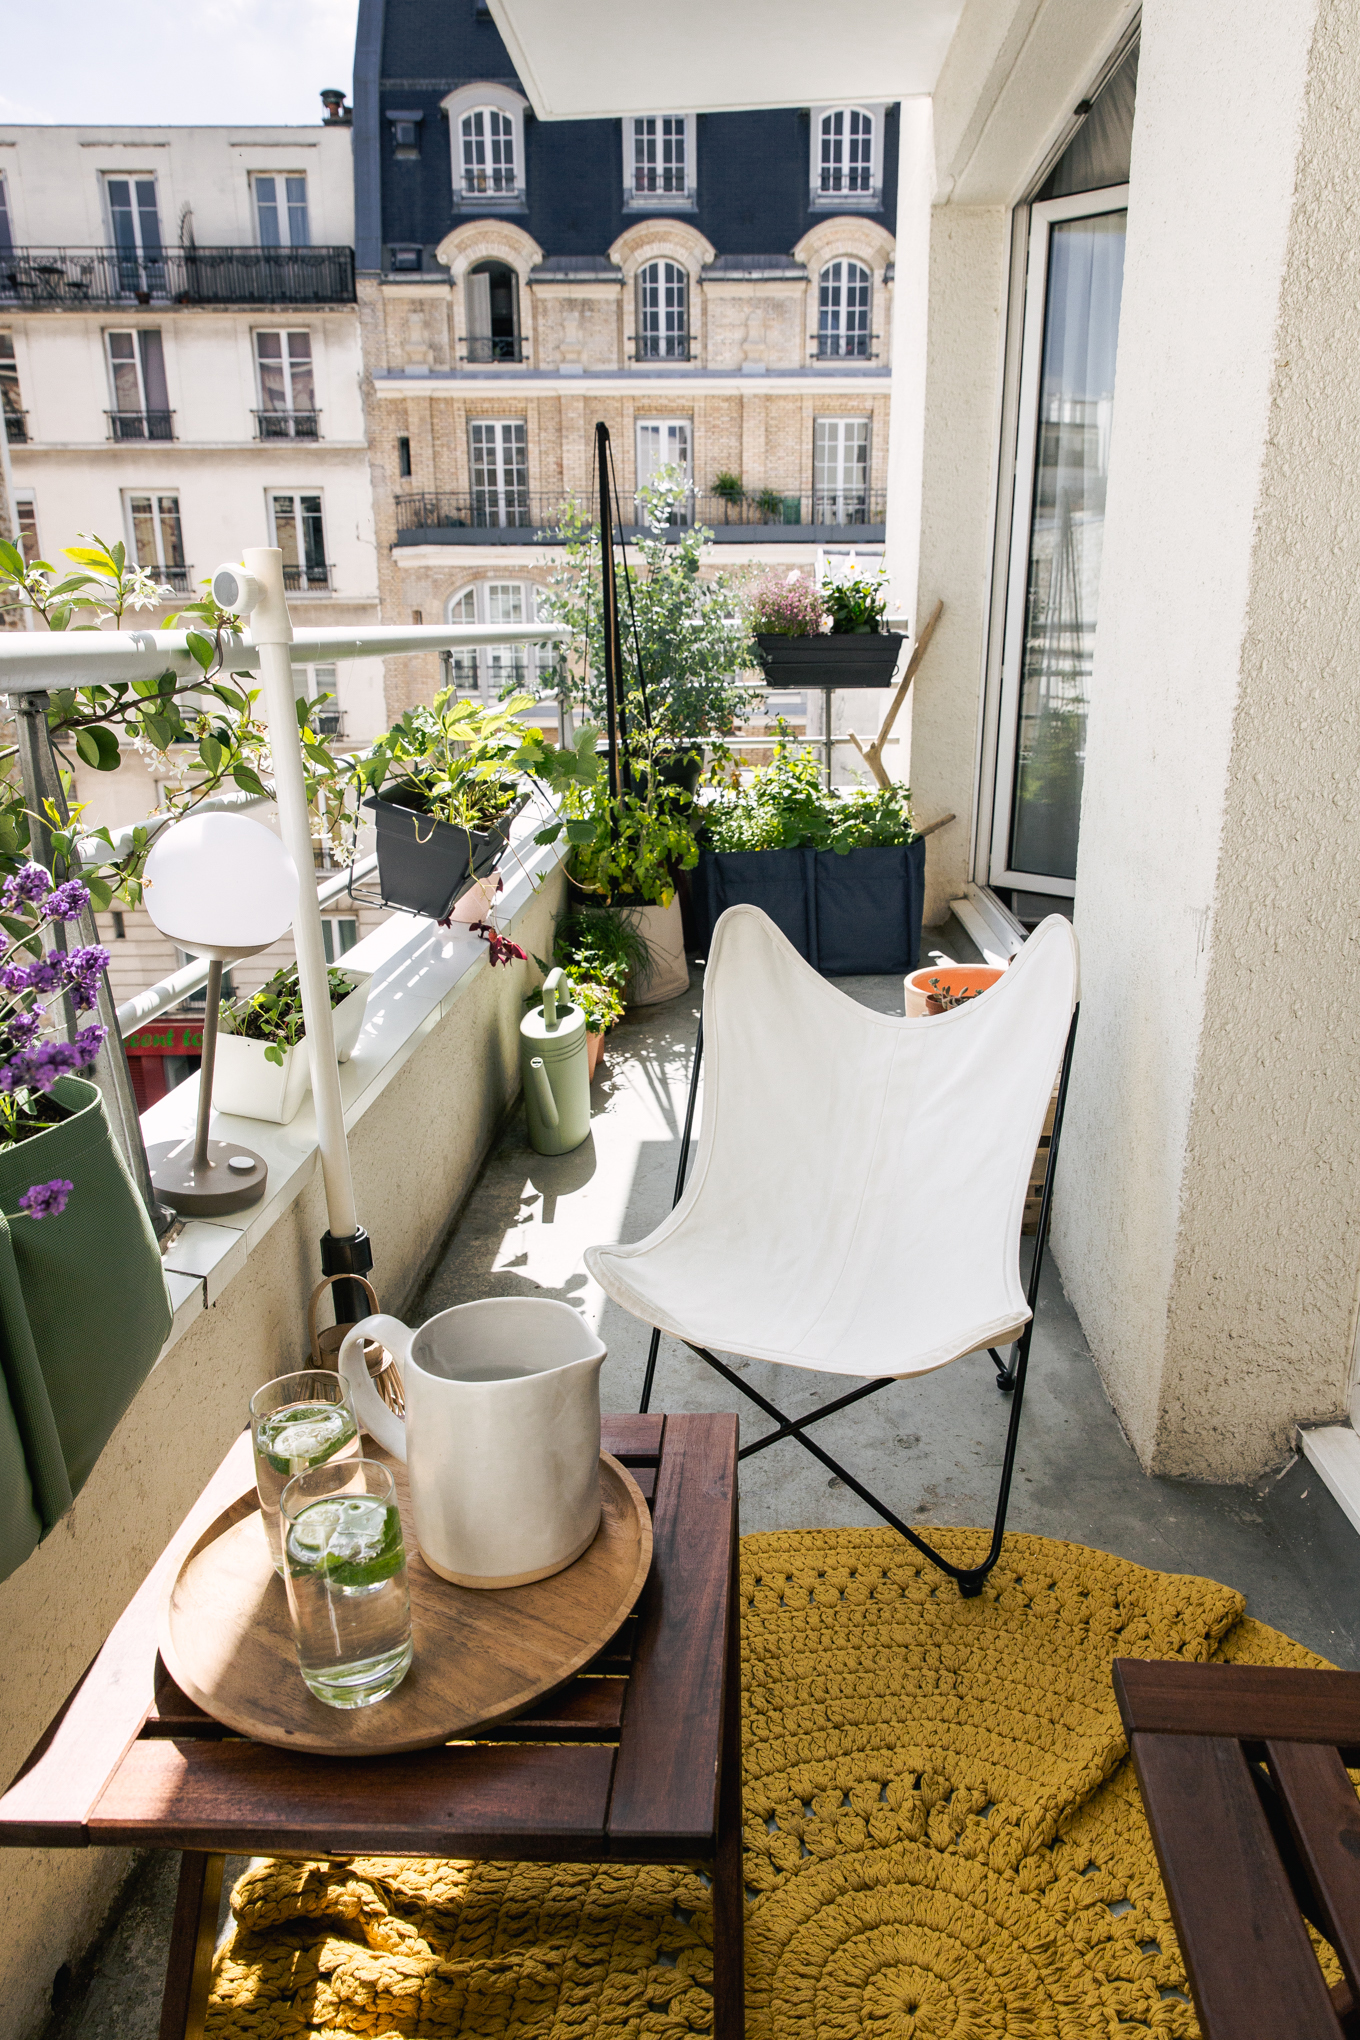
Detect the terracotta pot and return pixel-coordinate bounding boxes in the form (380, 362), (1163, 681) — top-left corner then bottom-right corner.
(904, 964), (1005, 1019)
(586, 1030), (604, 1079)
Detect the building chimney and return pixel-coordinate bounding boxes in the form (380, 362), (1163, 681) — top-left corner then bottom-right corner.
(320, 89), (352, 126)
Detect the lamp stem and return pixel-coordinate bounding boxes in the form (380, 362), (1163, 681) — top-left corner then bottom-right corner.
(192, 959), (223, 1174)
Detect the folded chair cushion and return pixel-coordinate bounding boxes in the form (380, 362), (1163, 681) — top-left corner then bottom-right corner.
(585, 906), (1079, 1381)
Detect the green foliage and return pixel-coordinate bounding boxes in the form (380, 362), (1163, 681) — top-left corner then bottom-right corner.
(540, 468), (759, 743)
(703, 731), (916, 856)
(823, 562), (890, 635)
(220, 964), (357, 1068)
(357, 689), (600, 833)
(536, 739), (699, 906)
(525, 971), (624, 1034)
(712, 471), (745, 503)
(552, 907), (651, 991)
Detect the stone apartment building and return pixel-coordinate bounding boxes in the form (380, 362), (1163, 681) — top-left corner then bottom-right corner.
(352, 0), (898, 724)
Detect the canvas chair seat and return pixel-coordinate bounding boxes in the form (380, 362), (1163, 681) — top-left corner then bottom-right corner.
(586, 905), (1080, 1383)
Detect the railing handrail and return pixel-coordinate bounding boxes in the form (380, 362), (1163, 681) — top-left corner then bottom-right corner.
(1, 245), (356, 307)
(393, 487), (890, 533)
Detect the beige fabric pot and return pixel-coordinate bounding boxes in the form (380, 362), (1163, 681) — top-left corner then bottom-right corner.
(625, 898), (689, 1006)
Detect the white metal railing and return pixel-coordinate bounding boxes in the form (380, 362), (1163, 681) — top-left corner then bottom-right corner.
(115, 854), (377, 1037)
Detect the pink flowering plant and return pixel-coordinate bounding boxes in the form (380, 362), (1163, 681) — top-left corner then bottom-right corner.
(748, 570), (829, 639)
(0, 863), (109, 1164)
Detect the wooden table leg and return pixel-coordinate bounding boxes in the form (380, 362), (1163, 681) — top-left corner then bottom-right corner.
(159, 1850), (225, 2040)
(711, 1517), (745, 2040)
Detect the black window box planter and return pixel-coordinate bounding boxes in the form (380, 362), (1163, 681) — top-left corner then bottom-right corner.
(691, 837), (926, 976)
(364, 791), (526, 920)
(754, 632), (905, 687)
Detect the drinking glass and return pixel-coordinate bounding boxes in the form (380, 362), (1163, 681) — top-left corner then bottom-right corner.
(250, 1369), (359, 1573)
(281, 1457), (412, 1709)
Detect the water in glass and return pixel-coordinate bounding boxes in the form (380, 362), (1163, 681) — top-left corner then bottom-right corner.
(282, 1458), (412, 1709)
(251, 1370), (359, 1572)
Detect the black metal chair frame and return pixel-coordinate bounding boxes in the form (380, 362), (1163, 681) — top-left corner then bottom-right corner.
(639, 1003), (1081, 1598)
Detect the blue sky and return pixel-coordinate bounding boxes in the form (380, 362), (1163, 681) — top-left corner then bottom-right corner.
(2, 0), (362, 126)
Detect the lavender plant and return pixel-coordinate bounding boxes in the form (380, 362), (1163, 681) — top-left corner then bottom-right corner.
(0, 866), (110, 1222)
(748, 570), (829, 639)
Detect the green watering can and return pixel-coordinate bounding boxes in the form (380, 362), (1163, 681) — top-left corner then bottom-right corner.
(521, 969), (592, 1156)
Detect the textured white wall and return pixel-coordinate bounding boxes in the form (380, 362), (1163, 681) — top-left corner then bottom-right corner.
(1055, 0), (1338, 1477)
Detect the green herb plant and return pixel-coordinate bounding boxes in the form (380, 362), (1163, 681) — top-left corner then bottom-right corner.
(823, 561), (890, 635)
(220, 964), (357, 1067)
(354, 689), (600, 835)
(703, 728), (916, 856)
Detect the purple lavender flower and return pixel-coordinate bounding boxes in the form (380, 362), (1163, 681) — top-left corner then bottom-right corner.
(24, 1041), (80, 1091)
(18, 1179), (72, 1221)
(1, 865), (53, 909)
(0, 965), (30, 993)
(65, 945), (110, 981)
(73, 1024), (107, 1067)
(25, 958), (64, 995)
(43, 880), (90, 924)
(6, 1013), (40, 1045)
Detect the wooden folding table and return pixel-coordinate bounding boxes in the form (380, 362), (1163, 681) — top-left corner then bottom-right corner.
(0, 1412), (743, 2040)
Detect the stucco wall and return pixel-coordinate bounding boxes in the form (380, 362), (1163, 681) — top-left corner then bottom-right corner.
(1055, 0), (1343, 1478)
(0, 868), (561, 2040)
(910, 204), (1009, 920)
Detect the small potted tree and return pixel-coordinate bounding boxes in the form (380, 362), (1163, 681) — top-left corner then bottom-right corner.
(214, 961), (372, 1123)
(750, 562), (904, 689)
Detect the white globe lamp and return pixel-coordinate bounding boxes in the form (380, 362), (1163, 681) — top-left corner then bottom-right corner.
(142, 813), (300, 1215)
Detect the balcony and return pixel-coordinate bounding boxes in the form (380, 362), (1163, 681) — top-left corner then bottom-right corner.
(3, 409), (26, 445)
(252, 409), (322, 440)
(393, 486), (888, 545)
(631, 334), (692, 363)
(282, 561), (333, 592)
(814, 332), (880, 361)
(0, 245), (356, 309)
(106, 409), (175, 441)
(462, 336), (526, 365)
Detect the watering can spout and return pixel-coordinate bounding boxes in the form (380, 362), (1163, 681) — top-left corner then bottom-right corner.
(527, 1055), (559, 1129)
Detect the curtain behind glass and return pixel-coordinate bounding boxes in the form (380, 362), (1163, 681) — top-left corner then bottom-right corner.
(1009, 211), (1125, 881)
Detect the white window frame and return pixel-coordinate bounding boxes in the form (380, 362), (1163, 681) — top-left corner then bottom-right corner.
(251, 173), (311, 249)
(623, 115), (695, 208)
(817, 259), (873, 360)
(443, 581), (553, 697)
(635, 418), (692, 523)
(254, 329), (318, 434)
(813, 416), (871, 525)
(102, 173), (163, 257)
(14, 491), (38, 566)
(122, 490), (186, 589)
(467, 418), (530, 528)
(985, 184), (1130, 901)
(441, 83), (528, 209)
(0, 171), (14, 255)
(809, 106), (885, 209)
(635, 260), (690, 362)
(266, 489), (330, 593)
(322, 917), (359, 964)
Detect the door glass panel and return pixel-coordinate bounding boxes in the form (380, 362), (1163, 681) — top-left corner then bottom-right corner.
(1008, 209), (1126, 882)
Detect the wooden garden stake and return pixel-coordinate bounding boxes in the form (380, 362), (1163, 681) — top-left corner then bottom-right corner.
(847, 598), (944, 790)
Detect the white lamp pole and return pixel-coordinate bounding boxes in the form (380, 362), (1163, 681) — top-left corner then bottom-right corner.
(240, 547), (360, 1248)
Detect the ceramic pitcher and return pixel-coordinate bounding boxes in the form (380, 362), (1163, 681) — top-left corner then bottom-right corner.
(338, 1297), (606, 1588)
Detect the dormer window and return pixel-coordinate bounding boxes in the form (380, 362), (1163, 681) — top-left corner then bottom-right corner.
(624, 116), (695, 209)
(810, 106), (885, 209)
(442, 84), (528, 210)
(387, 110), (423, 160)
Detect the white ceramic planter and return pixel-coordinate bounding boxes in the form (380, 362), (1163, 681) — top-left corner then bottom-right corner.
(212, 970), (372, 1125)
(625, 898), (689, 1006)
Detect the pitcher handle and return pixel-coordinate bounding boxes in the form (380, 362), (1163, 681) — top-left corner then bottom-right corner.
(339, 1314), (412, 1460)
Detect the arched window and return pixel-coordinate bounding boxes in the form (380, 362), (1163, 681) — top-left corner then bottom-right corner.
(461, 106), (517, 196)
(464, 259), (522, 363)
(444, 582), (554, 697)
(636, 260), (689, 361)
(819, 108), (875, 195)
(818, 259), (872, 359)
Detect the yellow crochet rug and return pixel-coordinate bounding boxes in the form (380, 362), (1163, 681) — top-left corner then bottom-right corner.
(207, 1527), (1336, 2040)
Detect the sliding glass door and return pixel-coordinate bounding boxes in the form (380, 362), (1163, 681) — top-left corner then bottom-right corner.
(990, 186), (1128, 894)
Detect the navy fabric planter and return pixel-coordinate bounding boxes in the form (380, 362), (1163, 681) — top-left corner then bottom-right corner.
(690, 837), (926, 976)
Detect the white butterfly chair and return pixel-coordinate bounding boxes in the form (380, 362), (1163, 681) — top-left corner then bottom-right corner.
(584, 904), (1081, 1598)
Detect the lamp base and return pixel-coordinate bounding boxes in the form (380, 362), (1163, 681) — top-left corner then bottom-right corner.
(148, 1138), (269, 1217)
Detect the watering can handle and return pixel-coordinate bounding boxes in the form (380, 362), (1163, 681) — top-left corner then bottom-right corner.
(542, 967), (565, 1030)
(527, 1055), (559, 1128)
(338, 1314), (412, 1459)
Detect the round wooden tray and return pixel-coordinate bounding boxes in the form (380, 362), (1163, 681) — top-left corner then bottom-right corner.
(158, 1451), (652, 1756)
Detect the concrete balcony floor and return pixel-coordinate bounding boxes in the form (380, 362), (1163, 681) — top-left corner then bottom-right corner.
(47, 918), (1360, 2039)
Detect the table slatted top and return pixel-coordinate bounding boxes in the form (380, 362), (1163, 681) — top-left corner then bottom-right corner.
(0, 1412), (738, 1863)
(1114, 1657), (1360, 2040)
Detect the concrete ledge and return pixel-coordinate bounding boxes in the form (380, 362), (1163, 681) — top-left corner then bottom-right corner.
(1299, 1425), (1360, 1540)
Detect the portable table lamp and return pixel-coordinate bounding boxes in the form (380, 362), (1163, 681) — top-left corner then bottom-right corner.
(142, 811), (300, 1216)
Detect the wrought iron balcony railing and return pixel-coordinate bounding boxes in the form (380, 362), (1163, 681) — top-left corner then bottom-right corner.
(462, 336), (526, 364)
(814, 332), (881, 361)
(107, 410), (175, 442)
(630, 334), (692, 363)
(282, 562), (333, 592)
(134, 563), (193, 594)
(311, 705), (345, 738)
(1, 246), (356, 308)
(394, 488), (888, 536)
(252, 409), (322, 440)
(3, 410), (27, 445)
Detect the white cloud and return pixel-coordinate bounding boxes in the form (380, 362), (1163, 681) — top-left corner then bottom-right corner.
(3, 0), (361, 127)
